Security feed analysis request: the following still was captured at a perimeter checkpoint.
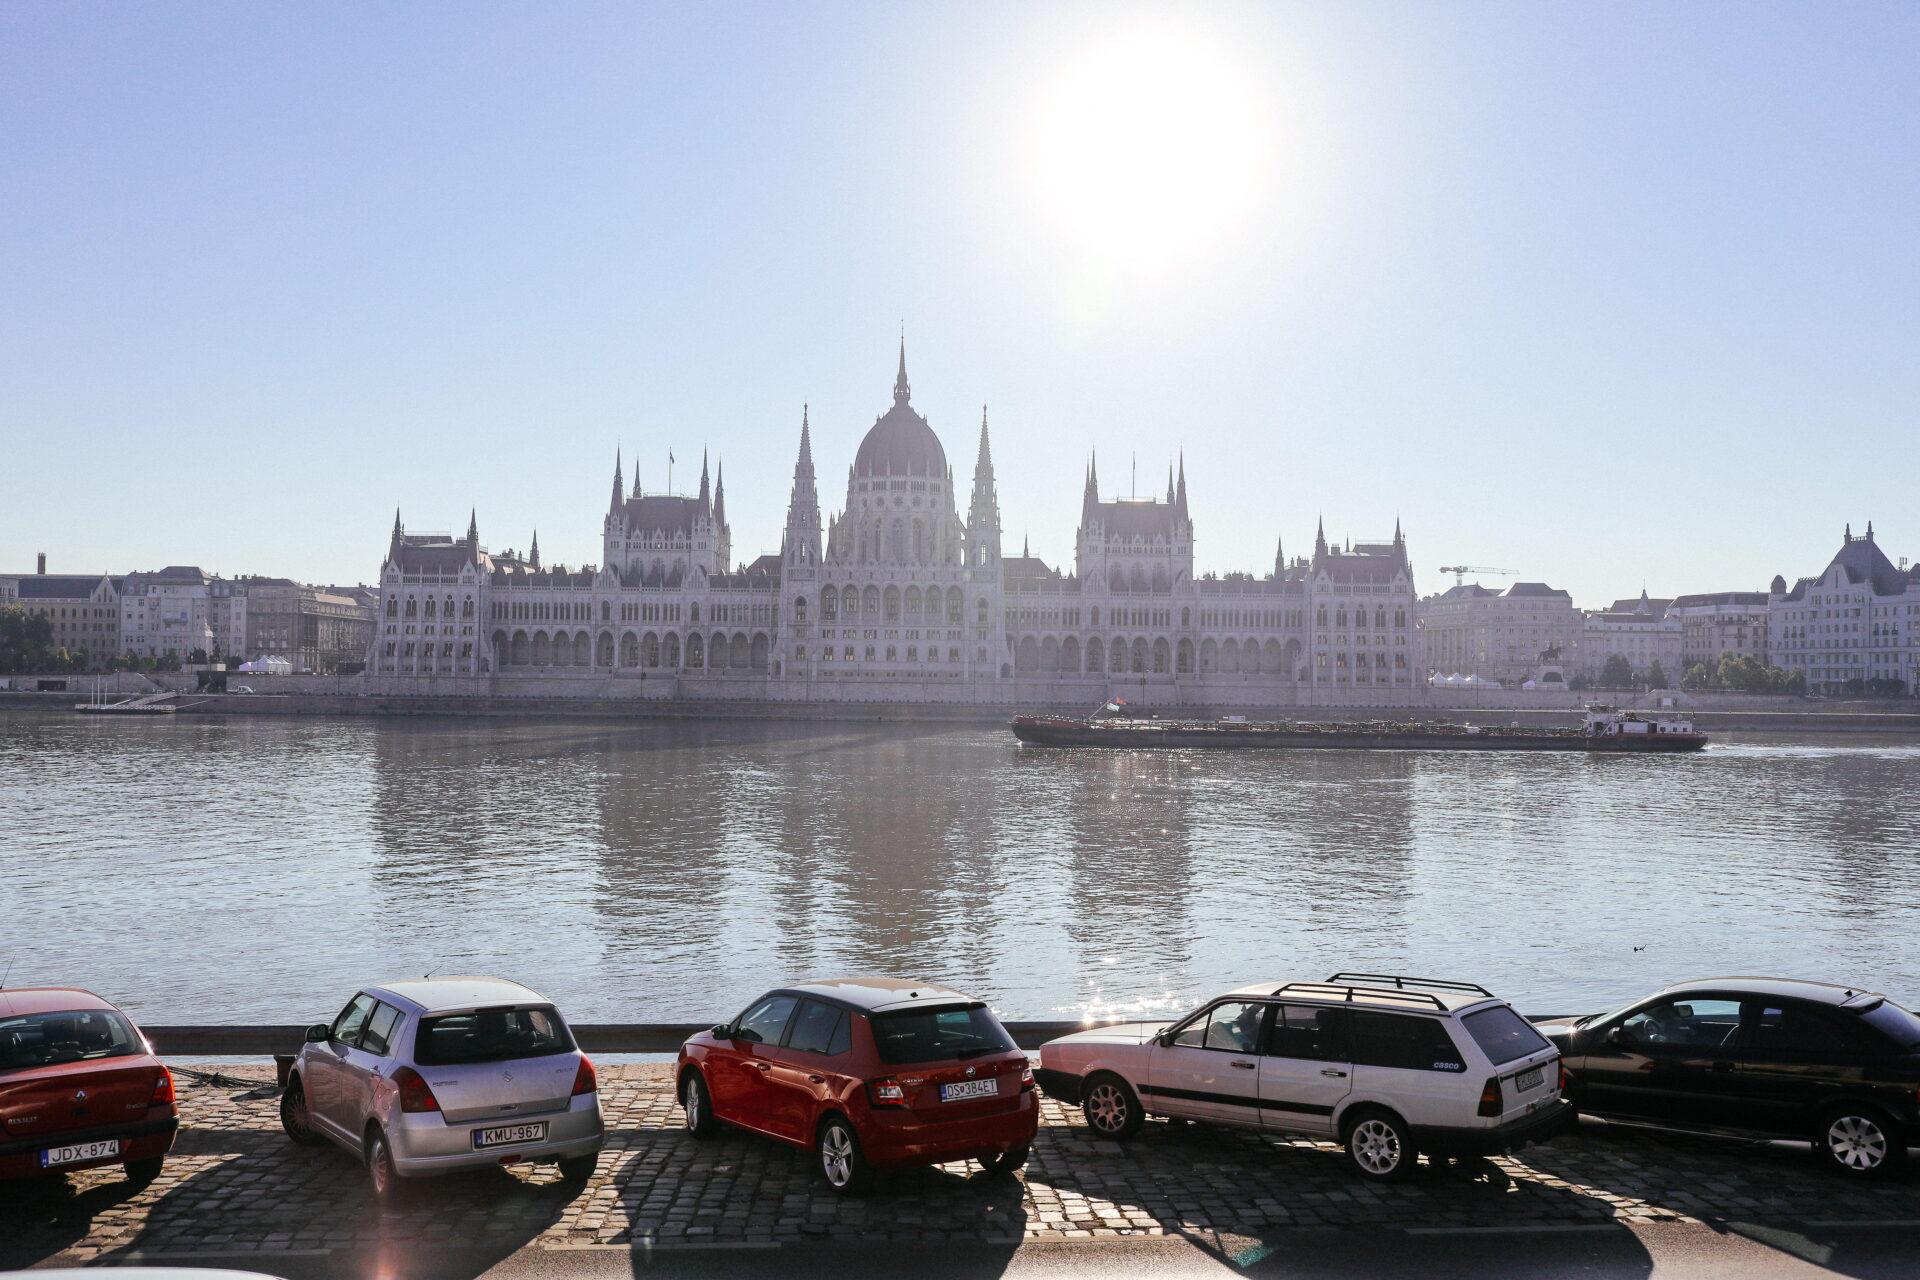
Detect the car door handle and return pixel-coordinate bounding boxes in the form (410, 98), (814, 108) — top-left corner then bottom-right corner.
(1231, 1060), (1256, 1070)
(1321, 1069), (1348, 1078)
(752, 1062), (771, 1071)
(808, 1074), (825, 1084)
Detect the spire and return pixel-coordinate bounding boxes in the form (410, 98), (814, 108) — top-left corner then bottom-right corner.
(1866, 520), (1874, 540)
(389, 508), (404, 560)
(529, 530), (540, 571)
(1314, 516), (1327, 559)
(1082, 451), (1100, 524)
(713, 459), (727, 528)
(1166, 464), (1175, 505)
(391, 507), (403, 541)
(975, 406), (994, 473)
(1845, 522), (1852, 542)
(609, 447), (624, 514)
(1394, 515), (1403, 544)
(784, 405), (822, 564)
(1275, 535), (1285, 576)
(893, 330), (911, 404)
(966, 404), (1002, 567)
(698, 448), (710, 509)
(1023, 534), (1030, 559)
(466, 508), (478, 546)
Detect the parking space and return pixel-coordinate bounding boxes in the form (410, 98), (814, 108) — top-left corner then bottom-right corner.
(3, 1064), (1914, 1267)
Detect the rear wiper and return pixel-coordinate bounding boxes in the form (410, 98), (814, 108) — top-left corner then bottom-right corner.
(954, 1045), (1000, 1060)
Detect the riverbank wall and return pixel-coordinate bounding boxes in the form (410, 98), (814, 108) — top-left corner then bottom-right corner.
(5, 687), (1918, 733)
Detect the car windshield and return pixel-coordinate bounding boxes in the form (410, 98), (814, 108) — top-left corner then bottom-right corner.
(414, 1005), (574, 1066)
(870, 1003), (1016, 1065)
(0, 1009), (141, 1070)
(1859, 1000), (1920, 1050)
(1462, 1005), (1553, 1065)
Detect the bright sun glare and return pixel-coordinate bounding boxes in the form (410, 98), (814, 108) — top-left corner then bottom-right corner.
(1032, 30), (1268, 267)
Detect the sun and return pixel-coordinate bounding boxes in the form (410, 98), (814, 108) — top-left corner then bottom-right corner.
(1030, 29), (1267, 267)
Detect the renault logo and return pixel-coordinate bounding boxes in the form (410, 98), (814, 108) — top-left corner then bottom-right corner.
(73, 1090), (89, 1102)
(502, 1071), (513, 1082)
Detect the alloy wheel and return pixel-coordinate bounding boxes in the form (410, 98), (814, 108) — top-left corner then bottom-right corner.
(821, 1125), (854, 1188)
(369, 1134), (392, 1199)
(1827, 1115), (1888, 1171)
(1086, 1083), (1129, 1133)
(1351, 1119), (1403, 1174)
(685, 1081), (701, 1131)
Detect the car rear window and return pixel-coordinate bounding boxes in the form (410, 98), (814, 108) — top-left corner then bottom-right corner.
(0, 1009), (140, 1071)
(1859, 1000), (1920, 1050)
(870, 1003), (1016, 1065)
(414, 1005), (573, 1066)
(1461, 1005), (1553, 1066)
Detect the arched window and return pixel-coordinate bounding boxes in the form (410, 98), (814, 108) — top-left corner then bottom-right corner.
(1177, 638), (1193, 673)
(884, 586), (901, 621)
(794, 596), (808, 623)
(386, 597), (397, 617)
(821, 591), (837, 621)
(905, 586), (922, 616)
(1086, 636), (1104, 672)
(1180, 607), (1190, 628)
(405, 598), (417, 617)
(690, 602), (701, 624)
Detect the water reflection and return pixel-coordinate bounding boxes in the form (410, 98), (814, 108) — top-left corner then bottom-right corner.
(1, 714), (1916, 1023)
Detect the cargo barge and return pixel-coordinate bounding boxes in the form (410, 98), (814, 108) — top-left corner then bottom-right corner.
(1010, 703), (1708, 753)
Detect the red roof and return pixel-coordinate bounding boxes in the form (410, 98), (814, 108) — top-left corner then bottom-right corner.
(0, 986), (118, 1018)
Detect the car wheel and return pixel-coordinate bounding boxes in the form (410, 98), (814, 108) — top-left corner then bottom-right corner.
(682, 1071), (718, 1139)
(1345, 1109), (1419, 1181)
(280, 1077), (323, 1146)
(978, 1145), (1029, 1176)
(1081, 1073), (1143, 1140)
(124, 1156), (165, 1186)
(365, 1127), (405, 1208)
(1817, 1106), (1906, 1178)
(817, 1116), (870, 1194)
(557, 1153), (598, 1184)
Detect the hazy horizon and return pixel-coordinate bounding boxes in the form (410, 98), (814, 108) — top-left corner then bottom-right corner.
(4, 2), (1916, 607)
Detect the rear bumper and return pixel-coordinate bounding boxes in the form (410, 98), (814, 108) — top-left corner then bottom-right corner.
(0, 1112), (179, 1179)
(859, 1092), (1040, 1168)
(389, 1094), (604, 1177)
(1413, 1100), (1572, 1156)
(1033, 1067), (1084, 1105)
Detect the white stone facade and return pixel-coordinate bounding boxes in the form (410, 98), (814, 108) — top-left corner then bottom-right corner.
(1579, 592), (1683, 684)
(368, 348), (1423, 705)
(1768, 524), (1920, 694)
(1419, 581), (1582, 685)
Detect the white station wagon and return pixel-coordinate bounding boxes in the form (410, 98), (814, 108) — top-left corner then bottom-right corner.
(280, 977), (605, 1204)
(1036, 974), (1568, 1179)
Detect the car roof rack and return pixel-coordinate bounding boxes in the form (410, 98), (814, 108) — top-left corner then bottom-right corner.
(1272, 981), (1450, 1012)
(1325, 973), (1494, 998)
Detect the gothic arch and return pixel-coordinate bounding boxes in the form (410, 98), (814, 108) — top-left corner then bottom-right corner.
(531, 631), (551, 666)
(730, 632), (749, 668)
(1152, 638), (1170, 673)
(686, 632), (704, 668)
(1262, 638), (1283, 674)
(1177, 638), (1193, 674)
(620, 631), (640, 667)
(595, 631), (615, 667)
(511, 630), (530, 665)
(1016, 635), (1038, 673)
(1200, 637), (1217, 673)
(1130, 637), (1149, 673)
(1085, 636), (1103, 672)
(1061, 635), (1080, 672)
(644, 632), (661, 668)
(1040, 635), (1059, 671)
(750, 632), (770, 669)
(665, 632), (682, 667)
(1221, 638), (1240, 673)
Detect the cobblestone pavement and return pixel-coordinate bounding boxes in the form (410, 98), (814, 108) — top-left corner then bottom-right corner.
(3, 1065), (1915, 1267)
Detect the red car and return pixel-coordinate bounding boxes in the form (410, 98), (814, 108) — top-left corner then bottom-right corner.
(677, 979), (1038, 1192)
(0, 987), (178, 1184)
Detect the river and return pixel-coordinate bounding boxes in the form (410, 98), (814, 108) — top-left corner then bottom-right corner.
(2, 712), (1916, 1025)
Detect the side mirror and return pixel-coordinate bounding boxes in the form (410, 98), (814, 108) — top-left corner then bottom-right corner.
(1607, 1025), (1633, 1047)
(1154, 1029), (1175, 1048)
(304, 1023), (330, 1044)
(710, 1023), (733, 1040)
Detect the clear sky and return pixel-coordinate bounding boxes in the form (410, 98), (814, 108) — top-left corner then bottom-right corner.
(3, 2), (1915, 606)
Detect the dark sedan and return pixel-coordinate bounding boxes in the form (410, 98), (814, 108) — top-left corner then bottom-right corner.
(1538, 977), (1920, 1177)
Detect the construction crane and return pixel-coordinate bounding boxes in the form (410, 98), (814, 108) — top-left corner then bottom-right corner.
(1438, 565), (1518, 587)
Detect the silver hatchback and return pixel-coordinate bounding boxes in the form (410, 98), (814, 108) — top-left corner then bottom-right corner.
(280, 976), (604, 1204)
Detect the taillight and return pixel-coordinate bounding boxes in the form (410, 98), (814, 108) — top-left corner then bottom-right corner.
(392, 1066), (441, 1113)
(1019, 1063), (1035, 1092)
(151, 1066), (176, 1108)
(1558, 1060), (1569, 1092)
(1477, 1076), (1502, 1117)
(572, 1055), (598, 1097)
(867, 1078), (906, 1108)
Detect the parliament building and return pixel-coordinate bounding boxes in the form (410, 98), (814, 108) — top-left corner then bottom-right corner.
(369, 345), (1422, 706)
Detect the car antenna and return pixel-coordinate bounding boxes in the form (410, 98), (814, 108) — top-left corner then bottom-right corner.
(0, 957), (12, 988)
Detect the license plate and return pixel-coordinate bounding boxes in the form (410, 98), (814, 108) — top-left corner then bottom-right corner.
(939, 1077), (998, 1102)
(472, 1122), (547, 1149)
(1514, 1067), (1544, 1093)
(40, 1138), (121, 1168)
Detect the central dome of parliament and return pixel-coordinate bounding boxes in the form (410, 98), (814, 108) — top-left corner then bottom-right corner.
(852, 342), (948, 478)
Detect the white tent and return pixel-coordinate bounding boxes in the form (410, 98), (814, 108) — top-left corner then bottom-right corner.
(237, 656), (293, 675)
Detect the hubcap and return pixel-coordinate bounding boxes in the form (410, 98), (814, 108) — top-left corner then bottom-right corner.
(1086, 1083), (1128, 1132)
(285, 1090), (308, 1136)
(370, 1138), (390, 1195)
(821, 1126), (853, 1186)
(1352, 1119), (1402, 1174)
(1828, 1115), (1887, 1170)
(686, 1082), (701, 1129)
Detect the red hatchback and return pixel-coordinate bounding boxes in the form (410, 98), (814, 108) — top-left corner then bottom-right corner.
(0, 987), (178, 1184)
(677, 979), (1038, 1192)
